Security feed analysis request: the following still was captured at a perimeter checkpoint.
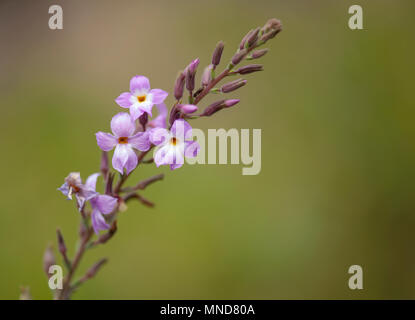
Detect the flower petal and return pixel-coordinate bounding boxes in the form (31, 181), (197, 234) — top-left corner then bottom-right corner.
(171, 119), (192, 140)
(154, 144), (174, 167)
(130, 75), (150, 94)
(94, 195), (117, 214)
(96, 132), (117, 151)
(129, 103), (144, 121)
(184, 141), (200, 158)
(115, 92), (133, 108)
(112, 144), (137, 175)
(112, 144), (129, 174)
(129, 131), (151, 151)
(149, 89), (168, 104)
(91, 209), (110, 234)
(149, 127), (170, 145)
(58, 182), (70, 199)
(110, 112), (136, 137)
(84, 173), (100, 191)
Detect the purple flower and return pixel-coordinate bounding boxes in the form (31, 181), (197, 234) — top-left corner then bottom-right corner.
(115, 75), (168, 120)
(147, 103), (167, 129)
(96, 112), (151, 175)
(150, 119), (200, 170)
(58, 172), (98, 209)
(84, 173), (118, 234)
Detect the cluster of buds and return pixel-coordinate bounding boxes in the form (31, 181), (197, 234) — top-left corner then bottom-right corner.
(41, 18), (281, 300)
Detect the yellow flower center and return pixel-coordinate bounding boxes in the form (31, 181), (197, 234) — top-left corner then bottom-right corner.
(137, 95), (146, 103)
(170, 137), (178, 146)
(118, 137), (128, 144)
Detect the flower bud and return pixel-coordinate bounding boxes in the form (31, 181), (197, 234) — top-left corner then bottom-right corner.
(84, 258), (107, 280)
(260, 28), (281, 42)
(174, 71), (185, 100)
(239, 29), (253, 50)
(100, 151), (109, 177)
(139, 112), (148, 128)
(224, 99), (240, 107)
(231, 49), (247, 65)
(19, 287), (32, 300)
(212, 41), (224, 66)
(250, 48), (269, 59)
(236, 64), (263, 75)
(221, 79), (247, 93)
(186, 67), (196, 92)
(246, 27), (260, 47)
(187, 58), (200, 74)
(263, 18), (282, 33)
(43, 245), (55, 278)
(201, 64), (213, 86)
(201, 100), (225, 117)
(169, 105), (181, 126)
(178, 104), (198, 114)
(56, 229), (67, 256)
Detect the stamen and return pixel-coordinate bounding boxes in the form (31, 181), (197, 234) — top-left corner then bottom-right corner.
(137, 95), (146, 103)
(170, 137), (177, 146)
(118, 137), (128, 144)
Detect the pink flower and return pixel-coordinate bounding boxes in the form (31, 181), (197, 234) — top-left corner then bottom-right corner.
(84, 173), (118, 234)
(150, 119), (200, 170)
(115, 75), (168, 120)
(96, 112), (150, 175)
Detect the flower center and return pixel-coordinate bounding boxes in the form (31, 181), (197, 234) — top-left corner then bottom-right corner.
(69, 184), (80, 193)
(170, 137), (178, 146)
(118, 137), (128, 144)
(137, 95), (146, 103)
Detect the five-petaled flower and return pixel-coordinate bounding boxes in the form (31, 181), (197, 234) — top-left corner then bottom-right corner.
(96, 112), (151, 175)
(84, 173), (118, 234)
(115, 75), (168, 120)
(150, 119), (200, 170)
(58, 172), (98, 209)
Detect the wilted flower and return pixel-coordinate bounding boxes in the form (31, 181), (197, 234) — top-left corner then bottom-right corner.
(58, 172), (98, 209)
(84, 173), (118, 234)
(96, 112), (150, 174)
(150, 119), (200, 170)
(115, 75), (168, 120)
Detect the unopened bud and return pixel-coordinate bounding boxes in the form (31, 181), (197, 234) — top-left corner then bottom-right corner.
(221, 79), (247, 93)
(236, 64), (263, 75)
(139, 112), (148, 128)
(250, 48), (269, 59)
(239, 29), (253, 50)
(178, 104), (198, 114)
(43, 245), (55, 277)
(100, 151), (109, 177)
(224, 99), (240, 107)
(212, 41), (224, 66)
(201, 100), (225, 117)
(56, 229), (67, 255)
(19, 287), (32, 300)
(246, 27), (260, 47)
(260, 28), (281, 42)
(231, 49), (247, 65)
(263, 18), (282, 33)
(85, 258), (107, 280)
(174, 71), (185, 100)
(169, 105), (181, 126)
(187, 58), (200, 74)
(201, 64), (213, 86)
(186, 67), (196, 92)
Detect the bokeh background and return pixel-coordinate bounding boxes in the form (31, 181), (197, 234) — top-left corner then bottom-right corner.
(1, 0), (415, 299)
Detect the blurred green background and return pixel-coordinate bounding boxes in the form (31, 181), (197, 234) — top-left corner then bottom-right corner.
(1, 0), (415, 299)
